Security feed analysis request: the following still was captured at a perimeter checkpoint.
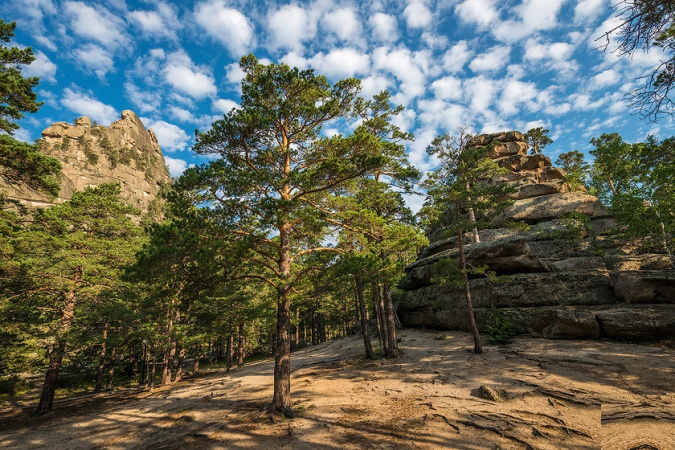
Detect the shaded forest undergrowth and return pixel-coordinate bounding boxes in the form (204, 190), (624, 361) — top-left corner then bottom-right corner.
(1, 329), (674, 449)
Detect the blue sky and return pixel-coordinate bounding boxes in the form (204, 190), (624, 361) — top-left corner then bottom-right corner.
(4, 0), (674, 211)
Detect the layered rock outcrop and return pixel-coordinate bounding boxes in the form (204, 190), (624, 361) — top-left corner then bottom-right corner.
(399, 131), (675, 340)
(1, 110), (170, 214)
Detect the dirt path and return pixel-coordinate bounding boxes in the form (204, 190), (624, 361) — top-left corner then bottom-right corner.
(1, 329), (673, 449)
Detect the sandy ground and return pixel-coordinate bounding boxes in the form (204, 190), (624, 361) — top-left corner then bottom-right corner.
(1, 329), (673, 449)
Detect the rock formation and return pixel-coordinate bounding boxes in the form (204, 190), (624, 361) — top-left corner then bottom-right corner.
(399, 131), (675, 340)
(1, 110), (170, 215)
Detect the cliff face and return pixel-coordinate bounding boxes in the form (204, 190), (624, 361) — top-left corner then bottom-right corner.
(399, 131), (675, 340)
(2, 110), (170, 214)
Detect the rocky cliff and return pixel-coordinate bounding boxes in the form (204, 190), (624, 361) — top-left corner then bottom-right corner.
(1, 110), (170, 214)
(399, 131), (675, 340)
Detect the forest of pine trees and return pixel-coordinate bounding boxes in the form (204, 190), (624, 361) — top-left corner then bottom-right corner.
(1, 18), (673, 417)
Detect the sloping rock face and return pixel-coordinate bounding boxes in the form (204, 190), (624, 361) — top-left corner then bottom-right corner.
(399, 131), (675, 340)
(1, 110), (170, 214)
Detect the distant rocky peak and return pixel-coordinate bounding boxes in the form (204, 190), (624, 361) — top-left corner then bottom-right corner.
(1, 110), (170, 216)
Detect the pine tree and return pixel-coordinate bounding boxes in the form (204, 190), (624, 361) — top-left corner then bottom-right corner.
(0, 20), (60, 200)
(590, 133), (674, 266)
(4, 184), (143, 413)
(185, 55), (416, 414)
(524, 127), (553, 155)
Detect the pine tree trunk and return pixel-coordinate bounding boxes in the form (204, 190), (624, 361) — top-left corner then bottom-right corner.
(174, 344), (185, 382)
(106, 346), (116, 389)
(36, 268), (80, 414)
(161, 345), (171, 386)
(294, 307), (299, 349)
(166, 339), (177, 383)
(382, 284), (399, 358)
(193, 344), (201, 372)
(36, 342), (65, 414)
(272, 291), (292, 415)
(375, 283), (389, 353)
(95, 321), (109, 393)
(371, 283), (384, 349)
(355, 276), (373, 358)
(237, 323), (244, 367)
(140, 341), (148, 385)
(226, 334), (233, 372)
(458, 227), (483, 354)
(150, 343), (157, 389)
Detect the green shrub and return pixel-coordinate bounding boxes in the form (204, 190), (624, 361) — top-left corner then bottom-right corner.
(485, 307), (515, 344)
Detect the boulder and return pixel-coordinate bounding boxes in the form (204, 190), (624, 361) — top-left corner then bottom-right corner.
(604, 254), (673, 271)
(75, 116), (92, 127)
(499, 192), (609, 223)
(65, 126), (85, 139)
(549, 257), (607, 272)
(493, 141), (528, 157)
(474, 385), (509, 402)
(42, 125), (65, 138)
(596, 306), (675, 339)
(610, 270), (675, 303)
(501, 180), (567, 201)
(543, 308), (600, 339)
(539, 166), (566, 181)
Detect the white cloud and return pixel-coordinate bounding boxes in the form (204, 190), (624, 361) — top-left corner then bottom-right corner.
(169, 106), (196, 123)
(442, 40), (472, 73)
(589, 69), (619, 90)
(213, 99), (239, 114)
(360, 75), (391, 99)
(194, 0), (253, 56)
(497, 79), (538, 116)
(64, 1), (128, 48)
(163, 50), (217, 99)
(62, 87), (118, 125)
(142, 118), (190, 152)
(430, 76), (462, 100)
(524, 39), (575, 61)
(22, 50), (57, 82)
(523, 39), (578, 74)
(125, 81), (161, 114)
(372, 47), (427, 102)
(407, 127), (441, 171)
(574, 0), (609, 24)
(463, 75), (499, 114)
(164, 155), (188, 177)
(404, 1), (433, 29)
(323, 7), (361, 43)
(307, 48), (371, 79)
(469, 45), (510, 72)
(454, 0), (498, 28)
(128, 2), (180, 41)
(15, 0), (58, 50)
(13, 127), (34, 143)
(369, 13), (398, 42)
(267, 4), (317, 51)
(73, 44), (114, 79)
(493, 0), (566, 43)
(569, 93), (608, 111)
(544, 103), (572, 115)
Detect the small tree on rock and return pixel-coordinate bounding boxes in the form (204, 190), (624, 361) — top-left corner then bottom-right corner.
(525, 127), (553, 155)
(423, 129), (514, 354)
